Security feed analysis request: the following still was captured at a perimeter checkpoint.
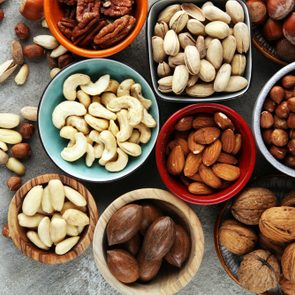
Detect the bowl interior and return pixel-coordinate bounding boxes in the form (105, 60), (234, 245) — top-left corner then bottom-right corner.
(44, 0), (147, 58)
(156, 103), (256, 205)
(38, 59), (159, 182)
(147, 0), (252, 102)
(8, 174), (98, 264)
(93, 188), (204, 295)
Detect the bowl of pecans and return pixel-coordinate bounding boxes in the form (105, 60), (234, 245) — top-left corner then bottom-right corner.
(44, 0), (148, 58)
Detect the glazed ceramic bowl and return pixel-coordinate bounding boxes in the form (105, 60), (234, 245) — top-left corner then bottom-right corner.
(44, 0), (147, 58)
(156, 103), (256, 205)
(93, 188), (204, 295)
(253, 62), (295, 177)
(38, 59), (159, 182)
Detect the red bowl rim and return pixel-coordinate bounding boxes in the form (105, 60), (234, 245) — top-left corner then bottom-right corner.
(156, 103), (257, 205)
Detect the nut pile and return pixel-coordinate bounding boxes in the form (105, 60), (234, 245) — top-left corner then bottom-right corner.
(260, 73), (295, 168)
(247, 0), (295, 62)
(18, 179), (89, 255)
(219, 187), (295, 294)
(105, 203), (191, 283)
(52, 74), (156, 172)
(152, 1), (250, 97)
(57, 0), (136, 49)
(166, 112), (242, 195)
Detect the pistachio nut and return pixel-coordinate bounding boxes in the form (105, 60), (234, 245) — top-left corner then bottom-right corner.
(168, 53), (185, 68)
(184, 45), (200, 75)
(202, 1), (214, 9)
(205, 36), (213, 49)
(154, 21), (169, 39)
(206, 39), (223, 69)
(231, 54), (246, 76)
(224, 76), (248, 92)
(214, 63), (232, 92)
(169, 11), (189, 33)
(196, 36), (206, 58)
(158, 76), (173, 93)
(199, 59), (216, 82)
(158, 4), (181, 23)
(205, 21), (230, 39)
(233, 22), (250, 53)
(157, 62), (171, 78)
(222, 35), (237, 63)
(187, 75), (199, 87)
(0, 60), (17, 84)
(203, 6), (231, 24)
(181, 3), (205, 22)
(187, 19), (205, 36)
(164, 30), (180, 56)
(226, 0), (244, 24)
(172, 65), (189, 94)
(152, 36), (166, 63)
(178, 32), (195, 49)
(186, 83), (215, 97)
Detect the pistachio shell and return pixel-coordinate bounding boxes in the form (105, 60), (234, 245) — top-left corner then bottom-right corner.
(233, 22), (250, 53)
(206, 39), (223, 69)
(214, 63), (232, 92)
(199, 59), (216, 82)
(158, 4), (181, 23)
(205, 21), (230, 39)
(196, 36), (206, 59)
(158, 76), (173, 93)
(181, 3), (205, 21)
(205, 36), (213, 49)
(231, 54), (246, 75)
(184, 45), (200, 75)
(186, 83), (215, 97)
(169, 11), (189, 33)
(0, 60), (17, 84)
(154, 21), (169, 39)
(187, 75), (199, 87)
(172, 65), (189, 94)
(226, 0), (244, 24)
(168, 52), (185, 68)
(224, 76), (248, 92)
(152, 36), (166, 63)
(164, 30), (180, 56)
(187, 19), (205, 35)
(157, 62), (171, 78)
(178, 32), (195, 49)
(203, 6), (231, 24)
(222, 35), (237, 63)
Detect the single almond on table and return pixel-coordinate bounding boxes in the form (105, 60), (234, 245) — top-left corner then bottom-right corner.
(221, 129), (236, 153)
(167, 145), (185, 175)
(188, 182), (213, 195)
(199, 163), (222, 189)
(193, 127), (221, 144)
(184, 152), (202, 177)
(212, 163), (240, 181)
(202, 139), (222, 166)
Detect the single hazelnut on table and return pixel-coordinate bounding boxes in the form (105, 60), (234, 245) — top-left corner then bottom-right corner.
(23, 44), (45, 60)
(15, 22), (30, 40)
(269, 145), (287, 159)
(262, 18), (283, 41)
(260, 111), (274, 128)
(270, 85), (285, 104)
(11, 143), (31, 159)
(271, 129), (288, 147)
(275, 101), (289, 119)
(7, 176), (22, 191)
(19, 122), (35, 139)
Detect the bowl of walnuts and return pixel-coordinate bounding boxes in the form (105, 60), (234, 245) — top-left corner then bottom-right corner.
(215, 174), (295, 294)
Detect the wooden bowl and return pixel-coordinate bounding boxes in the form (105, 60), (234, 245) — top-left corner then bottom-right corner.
(8, 173), (99, 264)
(214, 174), (295, 294)
(93, 188), (204, 295)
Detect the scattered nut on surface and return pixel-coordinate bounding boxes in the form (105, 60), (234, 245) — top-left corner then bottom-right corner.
(19, 122), (35, 139)
(15, 22), (30, 40)
(7, 176), (22, 191)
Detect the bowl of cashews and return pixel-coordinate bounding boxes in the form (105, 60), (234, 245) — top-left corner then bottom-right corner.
(38, 59), (159, 182)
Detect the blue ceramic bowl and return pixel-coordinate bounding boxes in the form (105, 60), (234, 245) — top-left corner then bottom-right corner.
(38, 59), (159, 182)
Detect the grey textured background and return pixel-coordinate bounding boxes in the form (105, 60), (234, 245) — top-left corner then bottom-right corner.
(0, 0), (281, 294)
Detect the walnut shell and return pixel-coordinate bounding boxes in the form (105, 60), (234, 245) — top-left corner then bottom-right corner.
(280, 277), (295, 295)
(259, 206), (295, 243)
(231, 187), (277, 225)
(282, 243), (295, 283)
(219, 219), (257, 255)
(259, 233), (286, 258)
(282, 191), (295, 207)
(238, 249), (280, 293)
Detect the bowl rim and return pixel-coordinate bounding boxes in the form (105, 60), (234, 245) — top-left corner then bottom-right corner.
(8, 173), (99, 264)
(156, 103), (256, 205)
(37, 58), (160, 183)
(146, 0), (252, 103)
(252, 62), (295, 177)
(44, 0), (148, 58)
(92, 188), (204, 295)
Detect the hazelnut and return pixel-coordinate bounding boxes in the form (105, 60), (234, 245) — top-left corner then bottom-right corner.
(270, 85), (285, 104)
(282, 75), (295, 89)
(23, 44), (45, 60)
(2, 224), (9, 238)
(0, 9), (4, 22)
(287, 97), (295, 112)
(271, 129), (288, 146)
(262, 18), (283, 41)
(285, 156), (295, 168)
(274, 115), (287, 129)
(7, 176), (22, 191)
(286, 89), (295, 99)
(270, 145), (287, 159)
(276, 38), (295, 63)
(283, 13), (295, 46)
(290, 129), (295, 139)
(275, 101), (289, 119)
(262, 129), (273, 145)
(11, 143), (31, 159)
(267, 0), (295, 20)
(15, 22), (30, 40)
(260, 111), (274, 128)
(247, 0), (267, 25)
(19, 122), (35, 139)
(58, 53), (73, 69)
(263, 98), (276, 112)
(288, 113), (295, 129)
(288, 139), (295, 155)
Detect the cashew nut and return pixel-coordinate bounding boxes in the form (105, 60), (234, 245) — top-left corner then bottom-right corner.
(135, 123), (152, 144)
(101, 92), (116, 108)
(105, 148), (128, 172)
(89, 102), (117, 120)
(61, 132), (87, 162)
(85, 143), (95, 167)
(84, 114), (108, 132)
(52, 101), (87, 129)
(117, 79), (135, 97)
(116, 110), (133, 142)
(66, 116), (90, 135)
(60, 126), (77, 147)
(107, 95), (144, 127)
(98, 130), (117, 166)
(94, 143), (104, 159)
(77, 90), (91, 108)
(118, 141), (142, 157)
(63, 74), (91, 101)
(142, 109), (157, 128)
(86, 135), (93, 145)
(88, 130), (100, 143)
(109, 120), (119, 137)
(129, 130), (140, 144)
(81, 74), (110, 96)
(105, 79), (120, 93)
(130, 83), (152, 110)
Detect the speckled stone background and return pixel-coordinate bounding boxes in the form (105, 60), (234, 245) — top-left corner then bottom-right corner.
(0, 0), (281, 294)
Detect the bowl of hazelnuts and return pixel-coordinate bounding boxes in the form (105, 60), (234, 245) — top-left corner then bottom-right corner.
(253, 62), (295, 177)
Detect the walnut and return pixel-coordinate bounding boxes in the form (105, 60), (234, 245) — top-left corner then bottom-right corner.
(259, 206), (295, 243)
(282, 191), (295, 207)
(280, 277), (295, 295)
(238, 249), (280, 293)
(219, 219), (257, 255)
(231, 187), (277, 225)
(282, 243), (295, 283)
(259, 233), (286, 258)
(102, 0), (133, 17)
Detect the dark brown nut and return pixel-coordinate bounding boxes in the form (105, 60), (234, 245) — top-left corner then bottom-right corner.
(140, 204), (162, 234)
(11, 40), (24, 65)
(19, 123), (35, 139)
(285, 155), (295, 167)
(260, 111), (274, 128)
(282, 191), (295, 206)
(238, 249), (280, 294)
(214, 112), (234, 130)
(23, 44), (45, 60)
(262, 18), (283, 41)
(167, 145), (185, 175)
(188, 181), (213, 194)
(107, 249), (139, 284)
(282, 75), (295, 89)
(167, 138), (189, 156)
(142, 216), (175, 261)
(137, 251), (162, 282)
(281, 243), (295, 283)
(11, 143), (31, 159)
(288, 139), (295, 155)
(219, 219), (257, 255)
(271, 129), (288, 147)
(274, 115), (288, 129)
(259, 233), (286, 258)
(2, 225), (9, 238)
(7, 176), (22, 191)
(270, 145), (287, 159)
(290, 129), (295, 139)
(58, 53), (73, 69)
(106, 204), (143, 246)
(288, 113), (295, 129)
(280, 277), (295, 295)
(180, 173), (191, 186)
(15, 22), (30, 40)
(270, 85), (285, 104)
(287, 97), (295, 112)
(231, 187), (277, 225)
(192, 114), (216, 129)
(262, 129), (273, 145)
(175, 116), (193, 131)
(125, 234), (141, 256)
(263, 98), (276, 112)
(165, 224), (190, 268)
(286, 89), (295, 99)
(0, 10), (4, 22)
(275, 101), (289, 118)
(276, 38), (295, 63)
(199, 164), (222, 189)
(102, 0), (133, 17)
(47, 53), (58, 69)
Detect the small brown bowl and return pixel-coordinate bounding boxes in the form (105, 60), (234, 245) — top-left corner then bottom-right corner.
(8, 173), (99, 264)
(93, 188), (204, 295)
(214, 174), (295, 294)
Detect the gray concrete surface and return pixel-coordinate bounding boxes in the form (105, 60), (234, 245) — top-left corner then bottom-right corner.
(0, 1), (281, 294)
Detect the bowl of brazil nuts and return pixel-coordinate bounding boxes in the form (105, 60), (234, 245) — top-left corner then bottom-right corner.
(253, 62), (295, 177)
(8, 173), (98, 264)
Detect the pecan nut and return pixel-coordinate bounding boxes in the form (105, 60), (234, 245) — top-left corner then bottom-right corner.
(76, 0), (100, 23)
(58, 18), (78, 39)
(59, 0), (77, 5)
(102, 0), (133, 17)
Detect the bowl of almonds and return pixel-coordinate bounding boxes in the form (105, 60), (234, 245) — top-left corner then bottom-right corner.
(8, 173), (98, 264)
(156, 103), (256, 205)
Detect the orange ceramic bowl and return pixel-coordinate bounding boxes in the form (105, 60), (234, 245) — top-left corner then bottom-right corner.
(44, 0), (148, 58)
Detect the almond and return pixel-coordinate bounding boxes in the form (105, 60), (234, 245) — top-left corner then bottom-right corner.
(217, 152), (238, 165)
(214, 112), (234, 130)
(212, 163), (240, 181)
(188, 173), (203, 182)
(167, 145), (185, 175)
(221, 129), (235, 153)
(188, 182), (213, 194)
(167, 138), (189, 156)
(232, 133), (242, 154)
(175, 116), (193, 131)
(193, 127), (220, 144)
(184, 152), (202, 176)
(199, 163), (222, 188)
(202, 139), (222, 166)
(188, 132), (205, 154)
(192, 114), (216, 129)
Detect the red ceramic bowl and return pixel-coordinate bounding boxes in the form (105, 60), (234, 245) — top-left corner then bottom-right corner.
(44, 0), (148, 58)
(156, 103), (256, 205)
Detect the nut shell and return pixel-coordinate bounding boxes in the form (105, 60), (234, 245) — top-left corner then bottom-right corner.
(281, 243), (295, 283)
(282, 191), (295, 207)
(280, 277), (295, 295)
